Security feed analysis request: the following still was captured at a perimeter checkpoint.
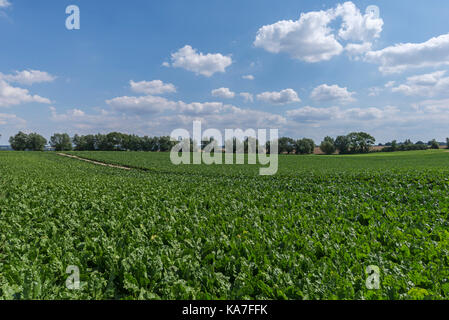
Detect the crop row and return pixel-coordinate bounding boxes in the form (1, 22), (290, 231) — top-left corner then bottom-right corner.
(1, 151), (449, 299)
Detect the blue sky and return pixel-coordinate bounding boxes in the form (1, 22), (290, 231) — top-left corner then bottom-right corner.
(1, 0), (449, 144)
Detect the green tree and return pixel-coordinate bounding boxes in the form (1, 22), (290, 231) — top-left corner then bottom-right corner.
(295, 138), (315, 155)
(429, 139), (440, 149)
(27, 133), (47, 151)
(50, 133), (72, 151)
(123, 134), (142, 151)
(96, 133), (113, 151)
(159, 136), (174, 152)
(82, 135), (96, 151)
(391, 140), (398, 152)
(403, 139), (413, 146)
(106, 132), (125, 150)
(335, 135), (350, 154)
(9, 131), (29, 151)
(278, 137), (296, 154)
(347, 132), (375, 153)
(320, 136), (336, 155)
(446, 138), (449, 149)
(141, 136), (160, 152)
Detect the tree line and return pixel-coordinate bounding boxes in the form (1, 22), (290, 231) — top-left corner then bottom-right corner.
(6, 131), (449, 154)
(8, 132), (176, 152)
(380, 139), (440, 152)
(275, 132), (377, 155)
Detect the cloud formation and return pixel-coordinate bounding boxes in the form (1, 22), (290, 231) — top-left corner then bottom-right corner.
(413, 98), (449, 114)
(211, 87), (235, 99)
(286, 105), (398, 122)
(242, 75), (255, 80)
(130, 80), (176, 95)
(391, 71), (449, 96)
(239, 92), (254, 103)
(167, 45), (232, 77)
(256, 89), (301, 105)
(0, 113), (26, 127)
(49, 107), (142, 132)
(50, 102), (287, 137)
(0, 0), (11, 8)
(365, 33), (449, 74)
(106, 95), (177, 115)
(0, 70), (56, 85)
(0, 80), (51, 107)
(310, 84), (356, 103)
(345, 42), (372, 60)
(336, 2), (383, 42)
(254, 1), (383, 62)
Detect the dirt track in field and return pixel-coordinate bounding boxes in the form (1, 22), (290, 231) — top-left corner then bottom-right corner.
(57, 153), (132, 170)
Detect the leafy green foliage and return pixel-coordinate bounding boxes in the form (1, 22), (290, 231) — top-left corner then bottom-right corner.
(1, 150), (449, 300)
(382, 140), (428, 152)
(50, 133), (73, 151)
(430, 139), (440, 150)
(347, 132), (375, 154)
(334, 132), (375, 154)
(335, 135), (350, 154)
(9, 132), (47, 151)
(295, 138), (315, 155)
(72, 133), (175, 152)
(320, 137), (336, 155)
(277, 137), (296, 154)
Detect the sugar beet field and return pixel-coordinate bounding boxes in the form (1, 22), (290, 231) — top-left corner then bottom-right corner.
(1, 150), (449, 299)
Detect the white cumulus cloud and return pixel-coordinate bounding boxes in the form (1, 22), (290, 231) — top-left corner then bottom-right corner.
(256, 89), (301, 105)
(106, 95), (177, 115)
(0, 80), (51, 107)
(365, 33), (449, 74)
(107, 91), (229, 116)
(345, 42), (372, 60)
(336, 2), (383, 42)
(177, 101), (225, 115)
(211, 88), (235, 99)
(211, 87), (235, 99)
(254, 1), (383, 63)
(0, 70), (56, 85)
(310, 84), (356, 103)
(130, 80), (176, 95)
(391, 71), (449, 97)
(167, 45), (232, 77)
(254, 9), (342, 63)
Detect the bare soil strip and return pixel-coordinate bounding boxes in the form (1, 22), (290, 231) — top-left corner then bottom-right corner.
(57, 153), (132, 170)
